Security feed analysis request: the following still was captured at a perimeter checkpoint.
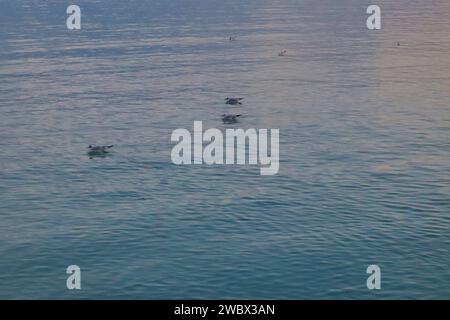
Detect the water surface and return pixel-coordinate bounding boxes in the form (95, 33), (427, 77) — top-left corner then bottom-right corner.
(0, 0), (449, 299)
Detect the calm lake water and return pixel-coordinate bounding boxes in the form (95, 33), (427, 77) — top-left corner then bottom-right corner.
(0, 0), (449, 299)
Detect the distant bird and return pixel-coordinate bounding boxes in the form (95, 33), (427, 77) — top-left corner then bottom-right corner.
(222, 114), (241, 124)
(278, 50), (287, 56)
(229, 36), (237, 41)
(397, 42), (401, 46)
(87, 145), (113, 155)
(225, 97), (243, 105)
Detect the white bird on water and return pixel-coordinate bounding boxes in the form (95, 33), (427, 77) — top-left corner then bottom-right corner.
(222, 114), (241, 124)
(225, 97), (244, 105)
(87, 145), (113, 155)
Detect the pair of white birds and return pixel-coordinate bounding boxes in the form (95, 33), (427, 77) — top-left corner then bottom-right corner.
(223, 97), (244, 123)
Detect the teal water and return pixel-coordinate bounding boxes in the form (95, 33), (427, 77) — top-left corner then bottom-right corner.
(0, 0), (449, 299)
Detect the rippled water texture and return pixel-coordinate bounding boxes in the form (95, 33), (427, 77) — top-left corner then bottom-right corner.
(0, 0), (449, 299)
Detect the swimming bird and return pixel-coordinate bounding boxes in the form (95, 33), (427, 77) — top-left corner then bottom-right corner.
(229, 36), (237, 41)
(87, 145), (114, 154)
(278, 50), (287, 56)
(222, 114), (241, 124)
(225, 97), (243, 105)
